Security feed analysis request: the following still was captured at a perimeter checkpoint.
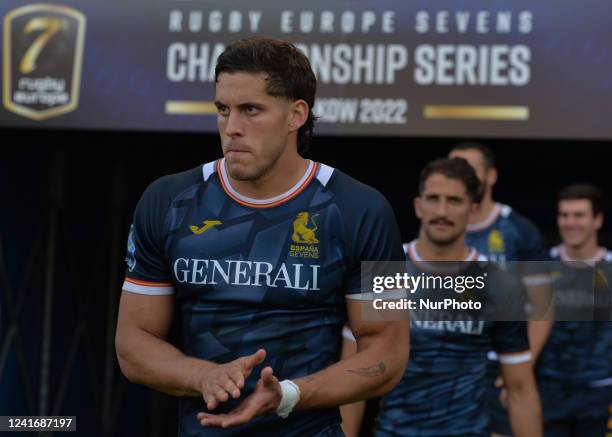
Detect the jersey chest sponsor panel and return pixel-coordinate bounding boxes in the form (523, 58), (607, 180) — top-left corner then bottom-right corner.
(168, 185), (344, 316)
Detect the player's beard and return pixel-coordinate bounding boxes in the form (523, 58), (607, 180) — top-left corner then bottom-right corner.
(424, 225), (464, 247)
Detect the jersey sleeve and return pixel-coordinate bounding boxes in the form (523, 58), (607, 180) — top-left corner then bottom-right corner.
(123, 179), (174, 295)
(491, 321), (531, 365)
(343, 189), (406, 298)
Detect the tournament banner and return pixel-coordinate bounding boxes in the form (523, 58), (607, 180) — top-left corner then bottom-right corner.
(1, 0), (611, 139)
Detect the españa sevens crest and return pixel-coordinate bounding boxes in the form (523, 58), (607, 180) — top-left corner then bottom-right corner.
(3, 4), (86, 120)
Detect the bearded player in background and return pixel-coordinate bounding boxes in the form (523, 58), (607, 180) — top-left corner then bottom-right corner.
(342, 158), (542, 437)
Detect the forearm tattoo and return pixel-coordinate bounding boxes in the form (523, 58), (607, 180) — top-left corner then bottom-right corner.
(346, 361), (386, 377)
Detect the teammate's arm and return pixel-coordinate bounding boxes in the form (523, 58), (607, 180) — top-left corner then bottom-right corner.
(500, 359), (543, 437)
(525, 279), (553, 361)
(339, 330), (366, 437)
(527, 320), (552, 360)
(495, 318), (551, 413)
(519, 217), (554, 359)
(115, 291), (266, 409)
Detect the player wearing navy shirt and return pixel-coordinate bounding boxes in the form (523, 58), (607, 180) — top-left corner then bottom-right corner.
(449, 143), (548, 265)
(537, 183), (612, 437)
(342, 158), (542, 437)
(115, 38), (409, 436)
(450, 143), (552, 437)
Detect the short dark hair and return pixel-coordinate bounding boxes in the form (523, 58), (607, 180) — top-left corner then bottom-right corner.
(215, 37), (317, 153)
(451, 142), (496, 168)
(419, 157), (482, 203)
(558, 183), (606, 216)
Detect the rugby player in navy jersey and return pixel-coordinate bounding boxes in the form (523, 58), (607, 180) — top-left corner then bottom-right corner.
(449, 143), (552, 437)
(448, 143), (548, 265)
(537, 183), (612, 437)
(115, 37), (409, 436)
(342, 158), (542, 437)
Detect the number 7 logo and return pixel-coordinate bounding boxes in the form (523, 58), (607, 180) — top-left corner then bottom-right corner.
(3, 4), (86, 121)
(20, 17), (64, 75)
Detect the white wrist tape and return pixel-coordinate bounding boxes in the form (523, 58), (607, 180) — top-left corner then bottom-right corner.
(276, 379), (301, 418)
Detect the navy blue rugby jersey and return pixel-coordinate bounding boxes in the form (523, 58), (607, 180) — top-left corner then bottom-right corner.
(376, 241), (531, 437)
(465, 203), (548, 264)
(122, 159), (405, 436)
(466, 203), (548, 379)
(536, 245), (612, 389)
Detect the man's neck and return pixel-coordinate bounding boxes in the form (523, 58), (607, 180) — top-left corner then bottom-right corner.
(563, 238), (601, 261)
(470, 195), (496, 225)
(227, 152), (309, 200)
(415, 232), (471, 262)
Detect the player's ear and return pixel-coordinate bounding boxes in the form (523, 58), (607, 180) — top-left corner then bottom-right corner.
(487, 167), (498, 187)
(288, 99), (309, 133)
(469, 201), (479, 220)
(414, 197), (422, 219)
(594, 212), (604, 231)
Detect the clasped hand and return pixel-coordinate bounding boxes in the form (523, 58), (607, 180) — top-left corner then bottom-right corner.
(195, 349), (284, 428)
